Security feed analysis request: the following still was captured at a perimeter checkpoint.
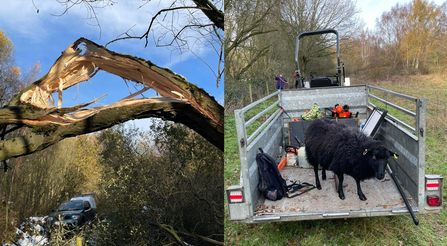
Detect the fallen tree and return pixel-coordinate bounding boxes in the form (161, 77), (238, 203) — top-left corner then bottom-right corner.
(0, 38), (223, 161)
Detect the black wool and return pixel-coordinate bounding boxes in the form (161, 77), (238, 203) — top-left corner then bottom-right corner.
(304, 119), (392, 201)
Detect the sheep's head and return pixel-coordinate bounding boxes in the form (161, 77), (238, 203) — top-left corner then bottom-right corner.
(363, 147), (399, 180)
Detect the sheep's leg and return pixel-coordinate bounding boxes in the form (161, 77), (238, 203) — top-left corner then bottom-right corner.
(322, 168), (327, 180)
(314, 164), (321, 190)
(355, 178), (367, 201)
(336, 172), (345, 200)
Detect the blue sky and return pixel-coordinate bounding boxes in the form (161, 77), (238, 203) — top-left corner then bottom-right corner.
(0, 0), (223, 130)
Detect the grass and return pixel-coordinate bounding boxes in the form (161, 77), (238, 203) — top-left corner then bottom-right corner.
(225, 113), (241, 188)
(224, 97), (278, 187)
(364, 74), (447, 176)
(244, 97), (280, 144)
(224, 74), (447, 245)
(368, 89), (416, 134)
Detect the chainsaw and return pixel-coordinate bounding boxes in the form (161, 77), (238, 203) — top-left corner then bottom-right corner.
(332, 104), (352, 118)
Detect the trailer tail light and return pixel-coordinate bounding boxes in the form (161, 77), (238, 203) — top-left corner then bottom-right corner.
(426, 180), (439, 190)
(228, 190), (244, 203)
(226, 186), (249, 221)
(425, 175), (443, 208)
(427, 196), (440, 207)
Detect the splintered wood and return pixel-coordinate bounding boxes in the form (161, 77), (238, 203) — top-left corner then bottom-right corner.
(6, 38), (223, 131)
(17, 38), (199, 124)
(0, 37), (224, 161)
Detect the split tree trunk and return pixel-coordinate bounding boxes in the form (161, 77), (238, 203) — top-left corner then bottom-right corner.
(0, 38), (223, 162)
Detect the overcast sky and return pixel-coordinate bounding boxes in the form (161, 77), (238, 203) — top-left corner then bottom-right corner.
(0, 0), (223, 130)
(357, 0), (446, 30)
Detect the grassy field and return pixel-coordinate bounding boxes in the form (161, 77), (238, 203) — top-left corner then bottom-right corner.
(224, 74), (447, 245)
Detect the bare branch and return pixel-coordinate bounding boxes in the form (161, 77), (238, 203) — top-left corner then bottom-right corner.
(32, 0), (39, 13)
(105, 6), (199, 48)
(50, 0), (224, 88)
(192, 0), (224, 30)
(236, 45), (270, 79)
(52, 0), (116, 39)
(155, 24), (214, 48)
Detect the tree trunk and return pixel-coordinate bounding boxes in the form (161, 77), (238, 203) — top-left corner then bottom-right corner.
(266, 80), (269, 96)
(3, 167), (8, 233)
(192, 0), (224, 30)
(0, 38), (223, 162)
(249, 83), (253, 103)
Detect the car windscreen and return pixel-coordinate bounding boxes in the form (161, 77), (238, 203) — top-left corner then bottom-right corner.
(57, 201), (83, 211)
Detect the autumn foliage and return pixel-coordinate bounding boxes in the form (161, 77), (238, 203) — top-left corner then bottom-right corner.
(345, 0), (447, 77)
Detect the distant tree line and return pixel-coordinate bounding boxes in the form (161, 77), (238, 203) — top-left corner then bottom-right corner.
(349, 0), (447, 77)
(225, 0), (447, 111)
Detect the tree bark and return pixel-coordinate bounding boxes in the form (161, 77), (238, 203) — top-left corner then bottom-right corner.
(192, 0), (224, 30)
(0, 38), (223, 161)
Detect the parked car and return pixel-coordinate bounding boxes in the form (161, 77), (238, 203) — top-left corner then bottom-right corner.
(70, 194), (97, 215)
(47, 194), (97, 230)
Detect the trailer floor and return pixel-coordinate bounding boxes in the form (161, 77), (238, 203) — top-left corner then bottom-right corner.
(261, 166), (411, 215)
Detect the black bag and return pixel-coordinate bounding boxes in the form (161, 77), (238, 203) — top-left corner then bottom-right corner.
(256, 148), (314, 201)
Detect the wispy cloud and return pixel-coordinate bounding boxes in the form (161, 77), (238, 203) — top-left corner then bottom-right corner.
(0, 0), (223, 100)
(1, 1), (218, 60)
(216, 92), (224, 106)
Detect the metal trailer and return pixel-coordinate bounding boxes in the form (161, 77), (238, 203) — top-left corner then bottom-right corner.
(226, 85), (443, 223)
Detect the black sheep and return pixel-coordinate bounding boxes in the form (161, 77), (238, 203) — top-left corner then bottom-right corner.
(304, 119), (397, 201)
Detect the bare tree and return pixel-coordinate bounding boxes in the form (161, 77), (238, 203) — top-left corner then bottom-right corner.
(375, 3), (410, 70)
(225, 0), (276, 80)
(356, 0), (447, 75)
(281, 0), (362, 76)
(225, 0), (362, 109)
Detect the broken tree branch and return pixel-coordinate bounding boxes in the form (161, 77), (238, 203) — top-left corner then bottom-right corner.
(121, 87), (150, 101)
(192, 0), (224, 30)
(0, 38), (223, 161)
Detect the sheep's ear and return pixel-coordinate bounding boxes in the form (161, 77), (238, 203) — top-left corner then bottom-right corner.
(389, 150), (399, 159)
